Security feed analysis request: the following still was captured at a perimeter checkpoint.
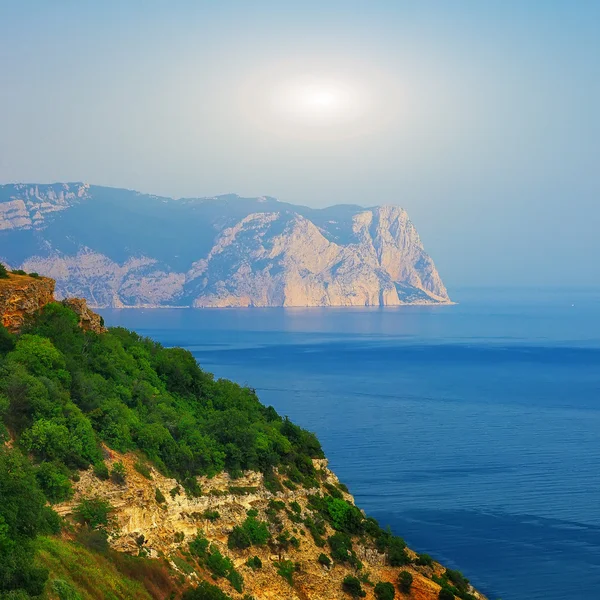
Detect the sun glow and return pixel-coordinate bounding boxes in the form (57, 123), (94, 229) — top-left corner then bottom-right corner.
(271, 77), (367, 128)
(238, 61), (400, 140)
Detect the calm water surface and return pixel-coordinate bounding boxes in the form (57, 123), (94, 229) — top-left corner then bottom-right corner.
(101, 288), (600, 600)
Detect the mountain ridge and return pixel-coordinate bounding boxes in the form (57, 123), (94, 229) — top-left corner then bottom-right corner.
(0, 183), (451, 308)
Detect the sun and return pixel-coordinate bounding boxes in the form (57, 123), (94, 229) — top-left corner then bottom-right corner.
(270, 77), (365, 127)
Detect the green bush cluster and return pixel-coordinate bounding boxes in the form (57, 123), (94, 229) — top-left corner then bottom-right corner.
(188, 533), (243, 592)
(183, 580), (233, 600)
(374, 581), (395, 600)
(245, 555), (262, 570)
(227, 514), (270, 550)
(0, 263), (8, 278)
(0, 447), (60, 597)
(342, 575), (366, 598)
(274, 560), (297, 586)
(398, 570), (413, 593)
(433, 568), (475, 600)
(0, 303), (323, 485)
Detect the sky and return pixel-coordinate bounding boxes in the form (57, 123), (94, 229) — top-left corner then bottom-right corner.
(1, 1), (599, 288)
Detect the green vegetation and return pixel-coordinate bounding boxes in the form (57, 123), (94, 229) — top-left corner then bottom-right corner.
(134, 461), (153, 479)
(398, 571), (413, 593)
(183, 581), (233, 600)
(0, 302), (323, 596)
(317, 553), (331, 567)
(416, 553), (434, 567)
(73, 498), (113, 530)
(433, 569), (475, 600)
(188, 533), (243, 591)
(155, 487), (166, 504)
(0, 263), (9, 278)
(111, 461), (127, 484)
(93, 462), (109, 480)
(245, 556), (262, 570)
(274, 560), (297, 586)
(439, 590), (455, 600)
(227, 515), (270, 549)
(36, 535), (171, 600)
(374, 581), (395, 600)
(342, 575), (366, 598)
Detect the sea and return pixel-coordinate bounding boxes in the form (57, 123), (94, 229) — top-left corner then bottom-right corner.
(100, 287), (600, 600)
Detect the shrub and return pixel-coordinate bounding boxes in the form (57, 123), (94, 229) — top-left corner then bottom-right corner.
(206, 548), (233, 578)
(35, 461), (73, 503)
(93, 462), (110, 480)
(155, 487), (166, 504)
(0, 263), (8, 278)
(110, 461), (126, 485)
(10, 269), (27, 276)
(182, 581), (233, 600)
(328, 532), (354, 564)
(228, 569), (244, 593)
(134, 461), (152, 479)
(189, 533), (210, 558)
(439, 590), (454, 600)
(73, 497), (112, 529)
(174, 531), (185, 543)
(289, 500), (301, 514)
(388, 537), (410, 567)
(228, 515), (269, 549)
(342, 575), (366, 598)
(203, 509), (220, 521)
(275, 560), (296, 586)
(51, 578), (83, 600)
(398, 571), (413, 593)
(317, 553), (331, 568)
(0, 326), (15, 354)
(445, 569), (469, 594)
(228, 526), (251, 550)
(246, 556), (262, 570)
(416, 553), (434, 567)
(29, 272), (40, 278)
(374, 581), (395, 600)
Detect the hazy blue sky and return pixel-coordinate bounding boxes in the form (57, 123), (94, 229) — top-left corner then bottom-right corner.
(1, 1), (598, 287)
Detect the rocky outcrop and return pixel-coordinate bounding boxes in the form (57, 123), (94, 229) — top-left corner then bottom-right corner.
(62, 297), (107, 333)
(56, 450), (487, 600)
(0, 273), (55, 331)
(0, 272), (106, 333)
(0, 183), (452, 308)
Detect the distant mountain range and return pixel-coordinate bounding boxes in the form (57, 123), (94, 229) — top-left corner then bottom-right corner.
(0, 183), (451, 307)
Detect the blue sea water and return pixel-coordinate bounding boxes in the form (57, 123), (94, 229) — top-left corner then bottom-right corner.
(100, 287), (600, 600)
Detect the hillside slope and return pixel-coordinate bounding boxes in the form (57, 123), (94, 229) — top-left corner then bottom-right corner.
(0, 183), (450, 307)
(0, 274), (480, 600)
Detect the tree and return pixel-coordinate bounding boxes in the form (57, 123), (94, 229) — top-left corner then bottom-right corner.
(439, 590), (454, 600)
(398, 571), (413, 593)
(0, 447), (54, 596)
(342, 575), (366, 598)
(0, 263), (8, 278)
(374, 582), (395, 600)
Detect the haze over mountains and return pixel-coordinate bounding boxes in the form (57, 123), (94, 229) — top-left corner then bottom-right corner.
(0, 183), (450, 308)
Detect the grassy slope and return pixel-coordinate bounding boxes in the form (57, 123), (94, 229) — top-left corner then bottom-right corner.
(36, 537), (180, 600)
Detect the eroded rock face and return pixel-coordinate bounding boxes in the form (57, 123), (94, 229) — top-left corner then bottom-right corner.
(62, 297), (107, 334)
(56, 451), (488, 600)
(0, 273), (55, 331)
(0, 184), (451, 307)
